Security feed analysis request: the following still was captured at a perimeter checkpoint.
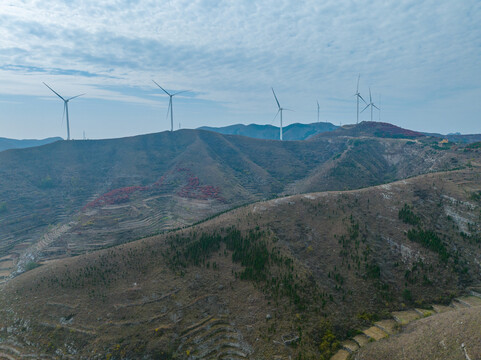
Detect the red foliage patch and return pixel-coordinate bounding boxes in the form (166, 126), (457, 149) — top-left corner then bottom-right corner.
(83, 185), (148, 209)
(177, 176), (224, 202)
(83, 167), (224, 210)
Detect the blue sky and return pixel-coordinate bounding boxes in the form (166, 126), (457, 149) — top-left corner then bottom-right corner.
(1, 0), (480, 139)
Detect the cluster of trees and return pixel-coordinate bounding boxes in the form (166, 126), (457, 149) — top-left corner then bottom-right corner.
(398, 203), (421, 225)
(165, 228), (280, 283)
(163, 227), (320, 311)
(407, 228), (449, 262)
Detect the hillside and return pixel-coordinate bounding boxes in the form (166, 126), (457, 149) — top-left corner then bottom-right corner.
(0, 126), (472, 283)
(0, 137), (62, 152)
(0, 126), (474, 283)
(198, 121), (338, 140)
(1, 167), (481, 359)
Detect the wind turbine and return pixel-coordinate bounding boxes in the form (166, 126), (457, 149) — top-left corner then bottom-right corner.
(271, 88), (292, 141)
(43, 82), (85, 140)
(361, 88), (380, 121)
(355, 74), (367, 124)
(152, 80), (189, 132)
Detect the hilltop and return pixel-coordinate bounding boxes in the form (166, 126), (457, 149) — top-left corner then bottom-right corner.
(0, 125), (469, 281)
(314, 121), (425, 140)
(1, 167), (480, 359)
(198, 121), (338, 140)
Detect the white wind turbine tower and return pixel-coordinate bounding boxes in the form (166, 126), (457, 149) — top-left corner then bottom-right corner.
(355, 74), (367, 124)
(361, 88), (380, 121)
(152, 80), (189, 132)
(271, 88), (292, 141)
(43, 82), (85, 140)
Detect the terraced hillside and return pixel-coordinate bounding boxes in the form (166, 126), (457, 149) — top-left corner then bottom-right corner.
(0, 124), (475, 282)
(331, 291), (481, 360)
(352, 291), (481, 360)
(1, 165), (480, 359)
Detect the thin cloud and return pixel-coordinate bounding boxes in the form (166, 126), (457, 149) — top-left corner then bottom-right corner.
(0, 0), (480, 137)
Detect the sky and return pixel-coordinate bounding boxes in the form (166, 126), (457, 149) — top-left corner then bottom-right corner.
(1, 0), (480, 140)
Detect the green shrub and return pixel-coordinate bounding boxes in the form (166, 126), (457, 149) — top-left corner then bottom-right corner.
(39, 175), (54, 189)
(25, 261), (41, 272)
(402, 288), (412, 302)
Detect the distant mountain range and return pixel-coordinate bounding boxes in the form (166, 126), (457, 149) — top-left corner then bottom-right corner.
(198, 122), (338, 140)
(423, 131), (481, 143)
(0, 137), (62, 152)
(1, 122), (479, 152)
(200, 121), (481, 143)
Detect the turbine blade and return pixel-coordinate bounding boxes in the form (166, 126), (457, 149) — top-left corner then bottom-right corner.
(284, 108), (294, 112)
(172, 90), (190, 96)
(270, 109), (280, 125)
(369, 88), (372, 103)
(152, 80), (171, 96)
(271, 87), (281, 109)
(361, 104), (370, 113)
(67, 93), (86, 101)
(373, 104), (380, 110)
(358, 94), (367, 104)
(357, 74), (360, 92)
(43, 82), (65, 101)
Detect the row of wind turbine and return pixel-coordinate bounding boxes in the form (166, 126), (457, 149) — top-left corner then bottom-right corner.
(44, 76), (380, 141)
(271, 76), (380, 141)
